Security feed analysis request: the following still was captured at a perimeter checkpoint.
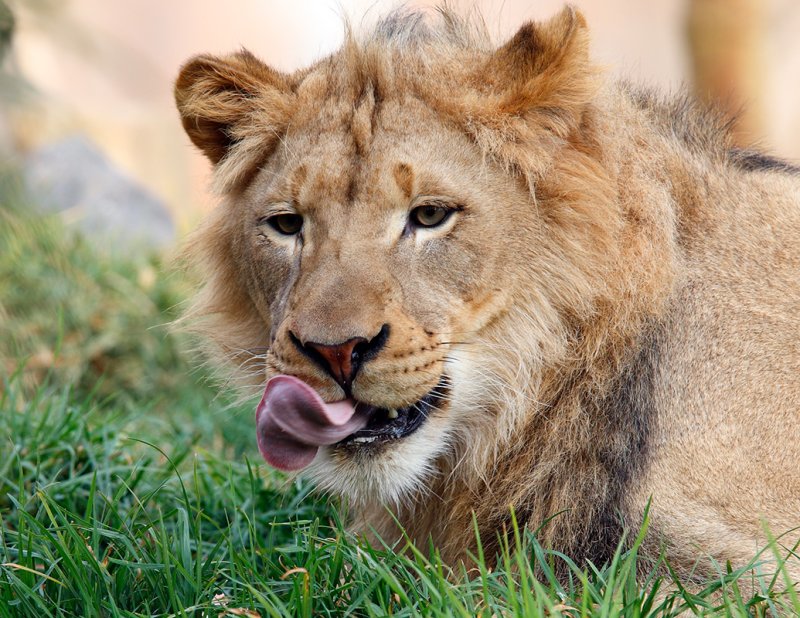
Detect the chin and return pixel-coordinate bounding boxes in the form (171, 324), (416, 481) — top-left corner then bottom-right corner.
(306, 412), (453, 507)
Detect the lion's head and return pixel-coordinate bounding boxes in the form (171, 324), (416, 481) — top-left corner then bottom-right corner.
(175, 7), (634, 509)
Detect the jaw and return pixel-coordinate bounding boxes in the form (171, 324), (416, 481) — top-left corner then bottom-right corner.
(337, 375), (450, 447)
(306, 411), (454, 507)
(303, 348), (494, 507)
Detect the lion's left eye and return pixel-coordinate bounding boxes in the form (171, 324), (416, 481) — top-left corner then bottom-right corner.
(409, 204), (452, 228)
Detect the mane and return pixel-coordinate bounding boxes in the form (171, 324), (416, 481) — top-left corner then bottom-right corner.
(621, 82), (733, 158)
(366, 6), (492, 51)
(621, 81), (800, 174)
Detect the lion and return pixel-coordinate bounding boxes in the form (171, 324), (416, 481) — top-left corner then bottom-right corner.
(174, 7), (800, 578)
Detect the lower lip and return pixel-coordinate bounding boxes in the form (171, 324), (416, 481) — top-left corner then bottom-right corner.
(335, 377), (449, 448)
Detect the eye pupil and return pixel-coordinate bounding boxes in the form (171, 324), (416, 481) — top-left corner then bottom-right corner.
(411, 204), (450, 228)
(266, 213), (302, 235)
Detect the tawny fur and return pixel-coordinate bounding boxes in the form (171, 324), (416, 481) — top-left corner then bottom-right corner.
(174, 7), (800, 580)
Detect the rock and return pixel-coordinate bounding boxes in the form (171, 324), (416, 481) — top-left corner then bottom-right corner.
(0, 112), (12, 157)
(24, 136), (176, 255)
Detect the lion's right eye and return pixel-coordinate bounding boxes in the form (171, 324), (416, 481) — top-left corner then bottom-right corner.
(409, 204), (455, 229)
(263, 213), (303, 236)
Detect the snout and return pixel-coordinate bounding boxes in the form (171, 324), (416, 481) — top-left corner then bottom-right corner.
(289, 324), (390, 395)
(269, 309), (446, 411)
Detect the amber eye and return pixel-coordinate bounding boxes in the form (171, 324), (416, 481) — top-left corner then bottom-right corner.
(409, 204), (452, 228)
(265, 213), (303, 236)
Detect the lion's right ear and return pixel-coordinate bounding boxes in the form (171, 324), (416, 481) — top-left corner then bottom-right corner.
(174, 51), (294, 170)
(454, 7), (597, 182)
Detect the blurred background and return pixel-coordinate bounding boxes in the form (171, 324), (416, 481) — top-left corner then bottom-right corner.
(1, 0), (799, 407)
(3, 0), (800, 231)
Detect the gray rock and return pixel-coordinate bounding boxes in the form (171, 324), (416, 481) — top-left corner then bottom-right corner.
(0, 112), (12, 157)
(24, 136), (176, 255)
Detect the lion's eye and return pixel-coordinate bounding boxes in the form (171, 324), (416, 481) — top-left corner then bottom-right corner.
(264, 213), (303, 236)
(409, 204), (452, 228)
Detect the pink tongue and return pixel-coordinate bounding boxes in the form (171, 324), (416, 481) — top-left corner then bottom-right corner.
(255, 375), (370, 471)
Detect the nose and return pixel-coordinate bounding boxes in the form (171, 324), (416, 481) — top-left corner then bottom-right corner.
(291, 324), (390, 392)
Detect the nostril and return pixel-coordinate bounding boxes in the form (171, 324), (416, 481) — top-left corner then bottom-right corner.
(288, 331), (308, 356)
(293, 334), (366, 391)
(357, 324), (390, 364)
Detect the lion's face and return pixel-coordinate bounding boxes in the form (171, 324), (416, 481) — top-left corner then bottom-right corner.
(176, 8), (593, 504)
(234, 95), (536, 501)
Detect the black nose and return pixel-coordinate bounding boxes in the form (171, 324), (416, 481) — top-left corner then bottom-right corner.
(291, 324), (390, 392)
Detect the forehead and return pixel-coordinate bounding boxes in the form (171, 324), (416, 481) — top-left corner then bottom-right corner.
(248, 92), (479, 213)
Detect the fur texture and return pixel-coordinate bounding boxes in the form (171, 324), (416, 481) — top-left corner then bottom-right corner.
(174, 7), (800, 577)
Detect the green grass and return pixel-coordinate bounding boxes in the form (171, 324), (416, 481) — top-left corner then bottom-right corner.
(1, 168), (798, 616)
(0, 169), (195, 403)
(2, 377), (799, 617)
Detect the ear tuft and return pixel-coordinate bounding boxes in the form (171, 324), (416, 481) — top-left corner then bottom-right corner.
(174, 50), (293, 166)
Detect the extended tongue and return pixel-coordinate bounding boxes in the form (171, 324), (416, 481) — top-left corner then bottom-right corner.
(256, 375), (370, 471)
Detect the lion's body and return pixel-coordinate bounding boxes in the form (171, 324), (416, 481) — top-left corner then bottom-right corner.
(175, 8), (800, 578)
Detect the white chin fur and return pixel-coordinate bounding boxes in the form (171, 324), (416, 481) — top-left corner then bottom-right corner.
(305, 411), (452, 507)
(304, 348), (486, 507)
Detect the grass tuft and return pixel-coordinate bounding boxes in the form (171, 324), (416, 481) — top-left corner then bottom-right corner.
(2, 374), (798, 616)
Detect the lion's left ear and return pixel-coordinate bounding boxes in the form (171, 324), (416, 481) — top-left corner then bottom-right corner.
(486, 6), (591, 116)
(461, 7), (596, 177)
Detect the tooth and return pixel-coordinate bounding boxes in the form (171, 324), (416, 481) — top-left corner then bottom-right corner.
(387, 409), (399, 419)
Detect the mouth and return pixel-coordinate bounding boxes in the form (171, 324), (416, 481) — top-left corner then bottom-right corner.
(336, 377), (450, 448)
(256, 374), (450, 472)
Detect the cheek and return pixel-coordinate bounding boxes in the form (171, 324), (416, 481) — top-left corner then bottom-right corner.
(419, 217), (501, 301)
(428, 236), (488, 299)
(239, 232), (297, 332)
(388, 230), (495, 328)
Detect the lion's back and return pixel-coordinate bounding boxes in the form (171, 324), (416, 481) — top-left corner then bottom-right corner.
(631, 162), (800, 577)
